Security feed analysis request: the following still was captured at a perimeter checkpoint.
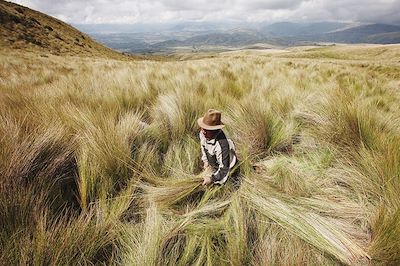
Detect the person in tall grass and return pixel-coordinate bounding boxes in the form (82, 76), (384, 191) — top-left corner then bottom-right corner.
(197, 109), (239, 186)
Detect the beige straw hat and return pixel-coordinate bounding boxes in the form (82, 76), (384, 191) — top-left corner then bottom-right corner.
(197, 109), (225, 130)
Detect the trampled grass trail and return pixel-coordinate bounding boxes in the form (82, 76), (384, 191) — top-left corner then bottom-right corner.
(1, 45), (400, 265)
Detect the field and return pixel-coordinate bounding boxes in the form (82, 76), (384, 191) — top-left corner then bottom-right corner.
(1, 44), (400, 265)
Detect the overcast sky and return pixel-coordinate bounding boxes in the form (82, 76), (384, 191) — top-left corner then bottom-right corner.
(9, 0), (400, 24)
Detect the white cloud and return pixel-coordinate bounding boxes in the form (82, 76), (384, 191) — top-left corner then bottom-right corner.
(9, 0), (400, 24)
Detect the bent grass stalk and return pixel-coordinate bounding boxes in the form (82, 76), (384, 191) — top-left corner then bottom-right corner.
(241, 178), (370, 264)
(142, 176), (204, 211)
(1, 45), (400, 264)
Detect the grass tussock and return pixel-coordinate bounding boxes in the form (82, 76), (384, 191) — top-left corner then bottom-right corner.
(143, 177), (204, 212)
(1, 45), (400, 265)
(241, 177), (369, 264)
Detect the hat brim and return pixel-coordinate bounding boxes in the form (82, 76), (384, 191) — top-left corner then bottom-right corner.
(197, 117), (225, 130)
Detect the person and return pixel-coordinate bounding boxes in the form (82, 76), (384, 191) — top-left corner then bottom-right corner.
(197, 109), (239, 186)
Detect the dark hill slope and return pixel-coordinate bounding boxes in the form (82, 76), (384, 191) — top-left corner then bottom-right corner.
(0, 0), (128, 58)
(322, 24), (400, 43)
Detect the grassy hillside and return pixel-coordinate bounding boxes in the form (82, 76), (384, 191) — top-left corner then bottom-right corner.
(0, 0), (131, 59)
(1, 44), (400, 265)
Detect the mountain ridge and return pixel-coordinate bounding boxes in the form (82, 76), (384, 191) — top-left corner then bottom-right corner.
(78, 21), (400, 54)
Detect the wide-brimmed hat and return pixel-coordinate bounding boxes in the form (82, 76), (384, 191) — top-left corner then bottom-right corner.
(197, 109), (225, 130)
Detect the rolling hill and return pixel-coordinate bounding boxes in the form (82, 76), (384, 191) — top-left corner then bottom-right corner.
(0, 0), (126, 58)
(78, 21), (400, 54)
(307, 23), (400, 44)
(261, 21), (349, 36)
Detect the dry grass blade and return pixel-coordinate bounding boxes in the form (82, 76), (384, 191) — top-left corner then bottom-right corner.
(142, 177), (204, 211)
(241, 178), (370, 264)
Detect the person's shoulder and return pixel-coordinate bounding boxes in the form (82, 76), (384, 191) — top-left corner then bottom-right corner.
(199, 131), (205, 141)
(216, 130), (230, 145)
(216, 130), (236, 147)
(215, 130), (226, 140)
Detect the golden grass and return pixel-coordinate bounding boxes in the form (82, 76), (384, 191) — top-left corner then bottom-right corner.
(1, 44), (400, 265)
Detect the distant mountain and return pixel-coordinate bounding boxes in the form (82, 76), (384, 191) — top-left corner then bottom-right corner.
(181, 32), (264, 46)
(280, 23), (400, 44)
(74, 21), (400, 54)
(145, 31), (283, 53)
(0, 0), (125, 58)
(262, 22), (349, 36)
(366, 32), (400, 44)
(317, 24), (400, 43)
(74, 21), (255, 34)
(91, 33), (149, 52)
(74, 23), (176, 34)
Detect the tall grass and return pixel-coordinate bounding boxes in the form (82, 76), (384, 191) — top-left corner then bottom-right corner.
(241, 176), (369, 264)
(1, 45), (400, 265)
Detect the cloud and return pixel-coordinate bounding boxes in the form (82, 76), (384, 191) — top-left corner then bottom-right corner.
(241, 0), (307, 10)
(9, 0), (400, 24)
(289, 0), (400, 24)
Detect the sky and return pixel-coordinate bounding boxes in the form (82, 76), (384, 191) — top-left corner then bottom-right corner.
(9, 0), (400, 25)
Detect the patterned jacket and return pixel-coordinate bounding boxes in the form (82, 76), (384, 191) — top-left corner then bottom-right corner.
(199, 130), (237, 184)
